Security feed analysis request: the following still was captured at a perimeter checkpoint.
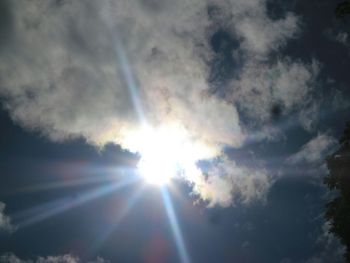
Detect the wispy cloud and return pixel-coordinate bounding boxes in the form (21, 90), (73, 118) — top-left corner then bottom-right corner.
(305, 221), (345, 263)
(0, 202), (15, 233)
(287, 134), (338, 165)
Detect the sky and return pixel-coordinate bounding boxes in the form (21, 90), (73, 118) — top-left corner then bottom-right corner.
(0, 0), (350, 262)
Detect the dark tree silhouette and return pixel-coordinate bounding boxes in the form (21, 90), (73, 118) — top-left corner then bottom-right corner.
(323, 6), (350, 261)
(336, 1), (350, 18)
(324, 122), (350, 262)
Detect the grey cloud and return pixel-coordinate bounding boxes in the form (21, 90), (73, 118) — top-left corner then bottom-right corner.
(0, 254), (109, 263)
(332, 89), (350, 111)
(335, 32), (348, 44)
(287, 134), (338, 165)
(305, 221), (345, 263)
(298, 99), (322, 132)
(0, 202), (15, 233)
(325, 28), (349, 46)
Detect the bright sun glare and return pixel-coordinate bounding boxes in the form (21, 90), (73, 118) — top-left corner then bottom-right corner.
(137, 127), (187, 186)
(129, 124), (215, 187)
(138, 148), (176, 186)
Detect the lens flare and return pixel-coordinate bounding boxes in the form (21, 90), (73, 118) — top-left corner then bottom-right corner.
(124, 124), (216, 186)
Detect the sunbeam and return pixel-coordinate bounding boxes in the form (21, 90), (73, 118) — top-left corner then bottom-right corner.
(103, 5), (146, 126)
(89, 186), (145, 256)
(7, 173), (128, 195)
(13, 176), (139, 228)
(161, 187), (191, 263)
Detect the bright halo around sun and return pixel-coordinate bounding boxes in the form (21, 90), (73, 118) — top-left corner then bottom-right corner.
(126, 124), (216, 187)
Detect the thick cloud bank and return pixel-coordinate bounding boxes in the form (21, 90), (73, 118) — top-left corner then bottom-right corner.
(0, 0), (320, 206)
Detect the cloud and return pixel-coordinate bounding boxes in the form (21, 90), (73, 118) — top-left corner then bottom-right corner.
(287, 134), (338, 165)
(230, 58), (320, 125)
(0, 254), (109, 263)
(332, 89), (350, 111)
(335, 32), (348, 45)
(0, 202), (15, 233)
(191, 158), (272, 207)
(0, 0), (320, 206)
(0, 0), (243, 149)
(305, 221), (345, 263)
(210, 0), (299, 56)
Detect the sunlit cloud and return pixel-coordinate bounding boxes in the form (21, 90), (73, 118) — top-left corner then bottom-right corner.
(0, 0), (321, 207)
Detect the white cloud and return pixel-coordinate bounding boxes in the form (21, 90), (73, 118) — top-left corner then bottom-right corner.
(0, 0), (247, 150)
(230, 58), (320, 124)
(191, 158), (272, 207)
(210, 0), (299, 55)
(0, 254), (109, 263)
(0, 0), (319, 206)
(0, 202), (14, 233)
(287, 134), (338, 165)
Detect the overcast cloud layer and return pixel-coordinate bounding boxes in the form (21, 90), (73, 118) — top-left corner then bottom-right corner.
(0, 0), (324, 206)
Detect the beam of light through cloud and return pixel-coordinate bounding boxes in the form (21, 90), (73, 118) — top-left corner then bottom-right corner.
(114, 38), (145, 125)
(161, 187), (191, 263)
(13, 176), (139, 228)
(102, 4), (147, 126)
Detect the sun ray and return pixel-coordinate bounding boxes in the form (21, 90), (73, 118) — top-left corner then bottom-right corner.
(89, 186), (145, 256)
(161, 187), (191, 263)
(13, 176), (139, 228)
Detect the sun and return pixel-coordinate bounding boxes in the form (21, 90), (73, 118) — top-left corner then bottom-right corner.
(123, 124), (217, 187)
(137, 150), (176, 186)
(136, 127), (184, 186)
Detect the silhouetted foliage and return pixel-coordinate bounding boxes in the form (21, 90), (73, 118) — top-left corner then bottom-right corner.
(324, 122), (350, 262)
(336, 1), (350, 19)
